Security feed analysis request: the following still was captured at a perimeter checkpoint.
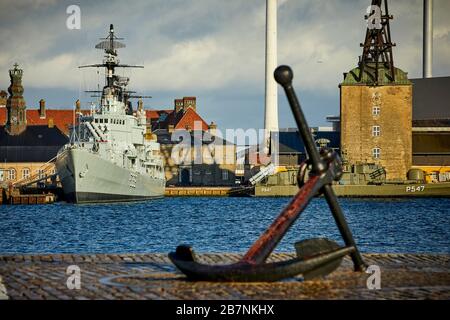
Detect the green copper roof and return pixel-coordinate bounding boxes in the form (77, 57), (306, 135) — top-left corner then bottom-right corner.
(342, 65), (411, 86)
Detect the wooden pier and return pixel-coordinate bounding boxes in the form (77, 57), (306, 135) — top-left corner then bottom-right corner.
(8, 193), (55, 205)
(165, 186), (251, 197)
(0, 187), (55, 205)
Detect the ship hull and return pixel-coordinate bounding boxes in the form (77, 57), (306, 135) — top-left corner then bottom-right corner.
(56, 148), (165, 204)
(254, 183), (450, 197)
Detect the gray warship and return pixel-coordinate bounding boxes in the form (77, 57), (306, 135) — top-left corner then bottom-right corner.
(56, 25), (165, 203)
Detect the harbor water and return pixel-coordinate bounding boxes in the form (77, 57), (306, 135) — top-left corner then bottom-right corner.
(0, 197), (449, 254)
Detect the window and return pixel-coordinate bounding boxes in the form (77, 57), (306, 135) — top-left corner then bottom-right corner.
(22, 168), (30, 179)
(372, 147), (381, 159)
(222, 169), (229, 180)
(372, 106), (380, 116)
(38, 169), (45, 179)
(372, 125), (380, 137)
(8, 168), (16, 181)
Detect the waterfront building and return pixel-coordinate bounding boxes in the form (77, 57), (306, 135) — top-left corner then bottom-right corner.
(410, 76), (450, 182)
(326, 77), (450, 183)
(272, 128), (340, 166)
(146, 97), (209, 132)
(0, 125), (68, 184)
(339, 3), (412, 180)
(149, 98), (236, 186)
(155, 128), (236, 186)
(0, 64), (68, 185)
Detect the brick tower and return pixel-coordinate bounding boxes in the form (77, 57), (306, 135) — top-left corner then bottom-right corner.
(340, 0), (412, 180)
(5, 63), (27, 135)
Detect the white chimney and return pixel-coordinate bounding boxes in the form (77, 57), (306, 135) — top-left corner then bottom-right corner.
(264, 0), (279, 154)
(423, 0), (433, 78)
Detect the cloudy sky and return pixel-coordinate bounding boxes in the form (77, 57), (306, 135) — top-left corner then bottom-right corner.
(0, 0), (449, 130)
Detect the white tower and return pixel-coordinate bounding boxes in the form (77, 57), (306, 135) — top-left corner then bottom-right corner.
(264, 0), (279, 154)
(423, 0), (433, 78)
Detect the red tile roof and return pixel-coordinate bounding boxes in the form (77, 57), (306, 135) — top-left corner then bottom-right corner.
(145, 109), (173, 121)
(1, 105), (211, 136)
(0, 108), (81, 135)
(175, 107), (208, 131)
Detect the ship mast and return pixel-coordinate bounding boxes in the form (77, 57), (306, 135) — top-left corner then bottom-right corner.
(79, 24), (144, 110)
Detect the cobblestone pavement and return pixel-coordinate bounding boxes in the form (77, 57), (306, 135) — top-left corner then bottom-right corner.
(0, 253), (448, 300)
(0, 275), (8, 300)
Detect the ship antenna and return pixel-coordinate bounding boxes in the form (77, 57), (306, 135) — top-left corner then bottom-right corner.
(109, 24), (114, 55)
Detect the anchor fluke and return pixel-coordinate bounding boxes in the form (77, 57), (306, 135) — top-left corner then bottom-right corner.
(169, 244), (354, 282)
(295, 238), (345, 280)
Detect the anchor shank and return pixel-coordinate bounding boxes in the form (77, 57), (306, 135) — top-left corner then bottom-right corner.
(242, 175), (322, 264)
(322, 184), (366, 271)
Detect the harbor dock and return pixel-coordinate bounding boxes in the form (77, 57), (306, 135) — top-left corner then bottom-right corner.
(0, 253), (448, 300)
(165, 186), (250, 197)
(7, 193), (55, 205)
(0, 188), (55, 205)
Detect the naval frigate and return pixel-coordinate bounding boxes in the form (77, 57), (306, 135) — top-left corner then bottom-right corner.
(56, 25), (165, 203)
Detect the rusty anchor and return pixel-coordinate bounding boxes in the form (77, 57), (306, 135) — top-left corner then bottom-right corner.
(169, 66), (367, 282)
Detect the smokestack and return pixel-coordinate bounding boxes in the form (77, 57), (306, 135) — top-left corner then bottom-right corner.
(423, 0), (433, 78)
(39, 99), (46, 118)
(75, 99), (81, 114)
(264, 0), (279, 154)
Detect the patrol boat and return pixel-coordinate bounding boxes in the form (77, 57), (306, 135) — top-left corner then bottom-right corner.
(56, 25), (165, 203)
(253, 162), (450, 198)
